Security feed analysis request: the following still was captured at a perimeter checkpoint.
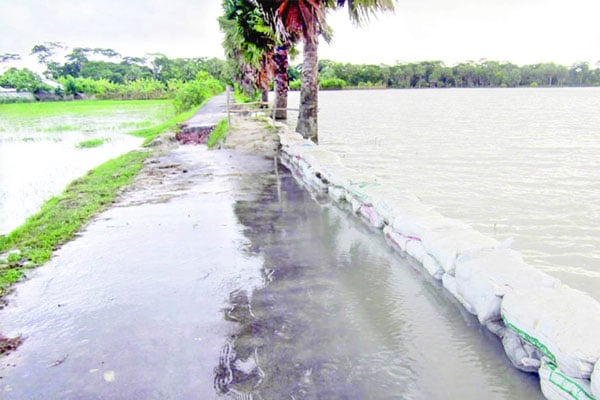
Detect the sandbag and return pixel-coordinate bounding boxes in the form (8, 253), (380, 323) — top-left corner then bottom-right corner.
(422, 254), (444, 280)
(422, 227), (500, 275)
(359, 205), (385, 229)
(442, 274), (476, 315)
(359, 186), (421, 224)
(392, 207), (466, 241)
(319, 164), (356, 189)
(485, 320), (506, 338)
(592, 360), (600, 399)
(286, 142), (315, 160)
(345, 181), (381, 204)
(502, 329), (542, 372)
(301, 149), (344, 185)
(279, 132), (305, 148)
(502, 286), (600, 379)
(383, 225), (412, 253)
(406, 240), (426, 264)
(328, 185), (346, 203)
(455, 248), (560, 325)
(539, 359), (596, 400)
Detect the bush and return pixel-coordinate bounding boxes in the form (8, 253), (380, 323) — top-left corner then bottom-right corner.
(319, 78), (346, 90)
(289, 80), (301, 90)
(0, 68), (49, 92)
(173, 72), (223, 113)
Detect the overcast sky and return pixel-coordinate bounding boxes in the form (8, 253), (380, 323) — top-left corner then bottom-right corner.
(1, 0), (599, 67)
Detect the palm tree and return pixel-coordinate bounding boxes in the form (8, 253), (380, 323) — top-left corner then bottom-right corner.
(259, 0), (395, 143)
(219, 0), (276, 103)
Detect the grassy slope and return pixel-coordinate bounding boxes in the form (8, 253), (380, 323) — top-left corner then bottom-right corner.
(0, 99), (205, 296)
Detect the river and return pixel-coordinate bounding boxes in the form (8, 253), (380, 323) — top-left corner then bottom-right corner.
(287, 87), (600, 301)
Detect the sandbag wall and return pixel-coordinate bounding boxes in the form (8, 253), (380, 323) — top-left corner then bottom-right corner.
(278, 130), (600, 400)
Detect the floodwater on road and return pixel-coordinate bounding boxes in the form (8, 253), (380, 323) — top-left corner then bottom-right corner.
(0, 146), (542, 399)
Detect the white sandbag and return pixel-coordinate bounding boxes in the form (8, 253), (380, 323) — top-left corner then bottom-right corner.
(539, 359), (596, 400)
(383, 225), (410, 252)
(422, 254), (444, 280)
(302, 170), (327, 191)
(358, 186), (421, 224)
(328, 185), (346, 203)
(502, 286), (600, 379)
(319, 164), (355, 189)
(422, 227), (500, 275)
(502, 329), (542, 372)
(485, 320), (506, 338)
(286, 141), (315, 159)
(442, 274), (476, 315)
(349, 196), (363, 213)
(301, 148), (345, 187)
(406, 240), (426, 263)
(592, 361), (600, 399)
(392, 207), (466, 241)
(279, 132), (305, 148)
(302, 148), (342, 171)
(345, 181), (381, 204)
(359, 205), (385, 229)
(455, 248), (560, 325)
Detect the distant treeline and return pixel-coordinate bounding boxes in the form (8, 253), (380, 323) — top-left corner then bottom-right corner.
(296, 59), (600, 89)
(0, 44), (228, 109)
(2, 43), (600, 100)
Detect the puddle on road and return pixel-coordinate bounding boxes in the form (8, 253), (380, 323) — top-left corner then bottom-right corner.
(217, 163), (543, 399)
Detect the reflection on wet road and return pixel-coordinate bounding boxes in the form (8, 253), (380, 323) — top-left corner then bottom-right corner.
(0, 146), (542, 399)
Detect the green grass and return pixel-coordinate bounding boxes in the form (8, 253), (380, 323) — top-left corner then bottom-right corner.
(206, 118), (229, 149)
(0, 151), (150, 295)
(0, 99), (172, 120)
(76, 138), (111, 148)
(42, 124), (78, 132)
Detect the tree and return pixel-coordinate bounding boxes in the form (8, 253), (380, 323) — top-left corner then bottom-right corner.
(259, 0), (395, 143)
(219, 0), (276, 104)
(31, 42), (66, 79)
(0, 53), (20, 64)
(0, 68), (48, 92)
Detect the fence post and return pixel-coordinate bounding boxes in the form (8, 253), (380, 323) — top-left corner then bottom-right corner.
(226, 86), (232, 135)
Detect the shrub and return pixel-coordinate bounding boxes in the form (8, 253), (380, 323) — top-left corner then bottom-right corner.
(173, 73), (223, 113)
(289, 80), (301, 90)
(319, 78), (346, 90)
(0, 68), (48, 92)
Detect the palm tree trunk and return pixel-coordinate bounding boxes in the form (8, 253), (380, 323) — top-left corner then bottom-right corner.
(260, 55), (269, 108)
(297, 28), (319, 144)
(273, 44), (289, 120)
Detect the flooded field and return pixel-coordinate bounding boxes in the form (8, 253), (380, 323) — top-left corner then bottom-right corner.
(0, 100), (174, 234)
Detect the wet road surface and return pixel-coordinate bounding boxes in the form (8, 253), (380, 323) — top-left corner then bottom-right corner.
(0, 146), (543, 399)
